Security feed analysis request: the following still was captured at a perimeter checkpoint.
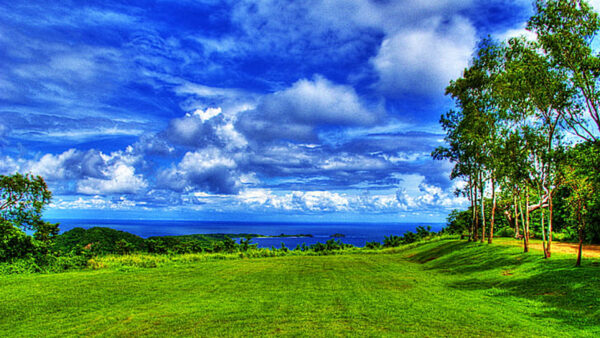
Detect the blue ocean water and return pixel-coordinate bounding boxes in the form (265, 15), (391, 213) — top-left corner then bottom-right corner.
(50, 219), (446, 248)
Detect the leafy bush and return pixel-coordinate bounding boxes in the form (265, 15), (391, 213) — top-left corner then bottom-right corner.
(0, 257), (41, 274)
(495, 227), (515, 238)
(552, 231), (576, 242)
(365, 241), (381, 249)
(383, 235), (402, 247)
(0, 223), (42, 262)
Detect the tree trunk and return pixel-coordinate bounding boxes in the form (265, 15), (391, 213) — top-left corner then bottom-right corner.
(548, 192), (553, 258)
(480, 172), (486, 243)
(541, 207), (548, 258)
(524, 188), (530, 253)
(470, 178), (475, 242)
(489, 176), (496, 244)
(473, 180), (479, 242)
(514, 191), (520, 239)
(576, 227), (584, 267)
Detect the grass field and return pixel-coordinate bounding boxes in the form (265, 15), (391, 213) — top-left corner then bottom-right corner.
(1, 239), (599, 336)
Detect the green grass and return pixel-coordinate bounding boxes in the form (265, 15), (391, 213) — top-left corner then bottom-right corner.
(1, 239), (599, 336)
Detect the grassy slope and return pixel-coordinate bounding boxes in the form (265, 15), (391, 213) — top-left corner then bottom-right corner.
(1, 239), (599, 337)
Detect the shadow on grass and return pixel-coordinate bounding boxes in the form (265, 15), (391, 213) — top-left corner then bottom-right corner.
(406, 240), (600, 330)
(406, 241), (526, 274)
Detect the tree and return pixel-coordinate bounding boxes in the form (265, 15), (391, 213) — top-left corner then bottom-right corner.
(0, 173), (58, 261)
(115, 239), (135, 255)
(529, 0), (600, 141)
(434, 39), (505, 243)
(444, 209), (471, 236)
(561, 142), (600, 266)
(499, 36), (570, 256)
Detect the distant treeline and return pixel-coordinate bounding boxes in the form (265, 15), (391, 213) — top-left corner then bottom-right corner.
(52, 227), (261, 255)
(52, 226), (434, 256)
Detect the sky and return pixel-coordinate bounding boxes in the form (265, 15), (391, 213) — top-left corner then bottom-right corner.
(0, 0), (573, 222)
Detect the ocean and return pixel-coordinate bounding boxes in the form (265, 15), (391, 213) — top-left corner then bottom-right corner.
(50, 219), (446, 248)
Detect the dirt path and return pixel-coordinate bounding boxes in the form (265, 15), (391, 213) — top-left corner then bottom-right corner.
(494, 238), (600, 258)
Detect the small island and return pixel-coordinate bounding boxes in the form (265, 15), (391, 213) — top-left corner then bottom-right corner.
(258, 233), (314, 238)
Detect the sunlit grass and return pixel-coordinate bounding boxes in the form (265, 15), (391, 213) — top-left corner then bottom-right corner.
(1, 239), (598, 336)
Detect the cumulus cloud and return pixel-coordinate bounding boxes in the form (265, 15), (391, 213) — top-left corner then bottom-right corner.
(237, 76), (379, 142)
(20, 148), (147, 195)
(371, 16), (477, 96)
(164, 107), (248, 150)
(77, 161), (147, 195)
(27, 149), (106, 181)
(157, 147), (241, 194)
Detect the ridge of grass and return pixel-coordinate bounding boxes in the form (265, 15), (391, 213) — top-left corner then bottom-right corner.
(0, 239), (598, 337)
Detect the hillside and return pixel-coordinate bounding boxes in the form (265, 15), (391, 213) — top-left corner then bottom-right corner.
(1, 239), (598, 336)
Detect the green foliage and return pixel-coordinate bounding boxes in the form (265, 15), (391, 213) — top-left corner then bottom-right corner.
(0, 220), (40, 262)
(365, 241), (381, 249)
(0, 173), (57, 262)
(0, 173), (53, 232)
(443, 209), (471, 235)
(494, 227), (515, 238)
(382, 226), (433, 247)
(52, 227), (146, 255)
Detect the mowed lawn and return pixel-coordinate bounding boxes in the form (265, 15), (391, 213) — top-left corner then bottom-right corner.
(1, 240), (599, 337)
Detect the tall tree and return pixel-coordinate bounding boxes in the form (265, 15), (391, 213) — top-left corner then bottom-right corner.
(435, 39), (505, 243)
(497, 37), (570, 256)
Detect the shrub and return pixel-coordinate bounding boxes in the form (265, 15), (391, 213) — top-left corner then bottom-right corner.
(365, 241), (381, 249)
(495, 227), (515, 238)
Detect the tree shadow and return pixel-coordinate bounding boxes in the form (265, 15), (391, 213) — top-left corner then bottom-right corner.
(406, 241), (528, 274)
(407, 240), (600, 330)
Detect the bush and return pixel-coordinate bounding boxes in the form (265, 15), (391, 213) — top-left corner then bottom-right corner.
(0, 257), (41, 274)
(552, 231), (576, 242)
(383, 235), (402, 247)
(365, 241), (381, 249)
(495, 227), (515, 238)
(0, 223), (43, 262)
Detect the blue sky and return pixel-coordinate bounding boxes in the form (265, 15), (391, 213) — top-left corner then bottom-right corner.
(0, 0), (549, 222)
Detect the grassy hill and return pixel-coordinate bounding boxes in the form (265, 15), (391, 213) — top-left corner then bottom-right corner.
(1, 239), (599, 336)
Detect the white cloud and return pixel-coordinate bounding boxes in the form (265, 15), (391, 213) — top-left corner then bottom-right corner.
(190, 107), (222, 122)
(165, 106), (249, 149)
(372, 16), (477, 96)
(26, 149), (106, 181)
(0, 156), (22, 175)
(51, 195), (139, 210)
(175, 82), (247, 99)
(229, 180), (467, 214)
(264, 76), (379, 126)
(77, 161), (147, 195)
(157, 147), (241, 194)
(238, 76), (380, 142)
(320, 155), (388, 171)
(590, 0), (600, 11)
